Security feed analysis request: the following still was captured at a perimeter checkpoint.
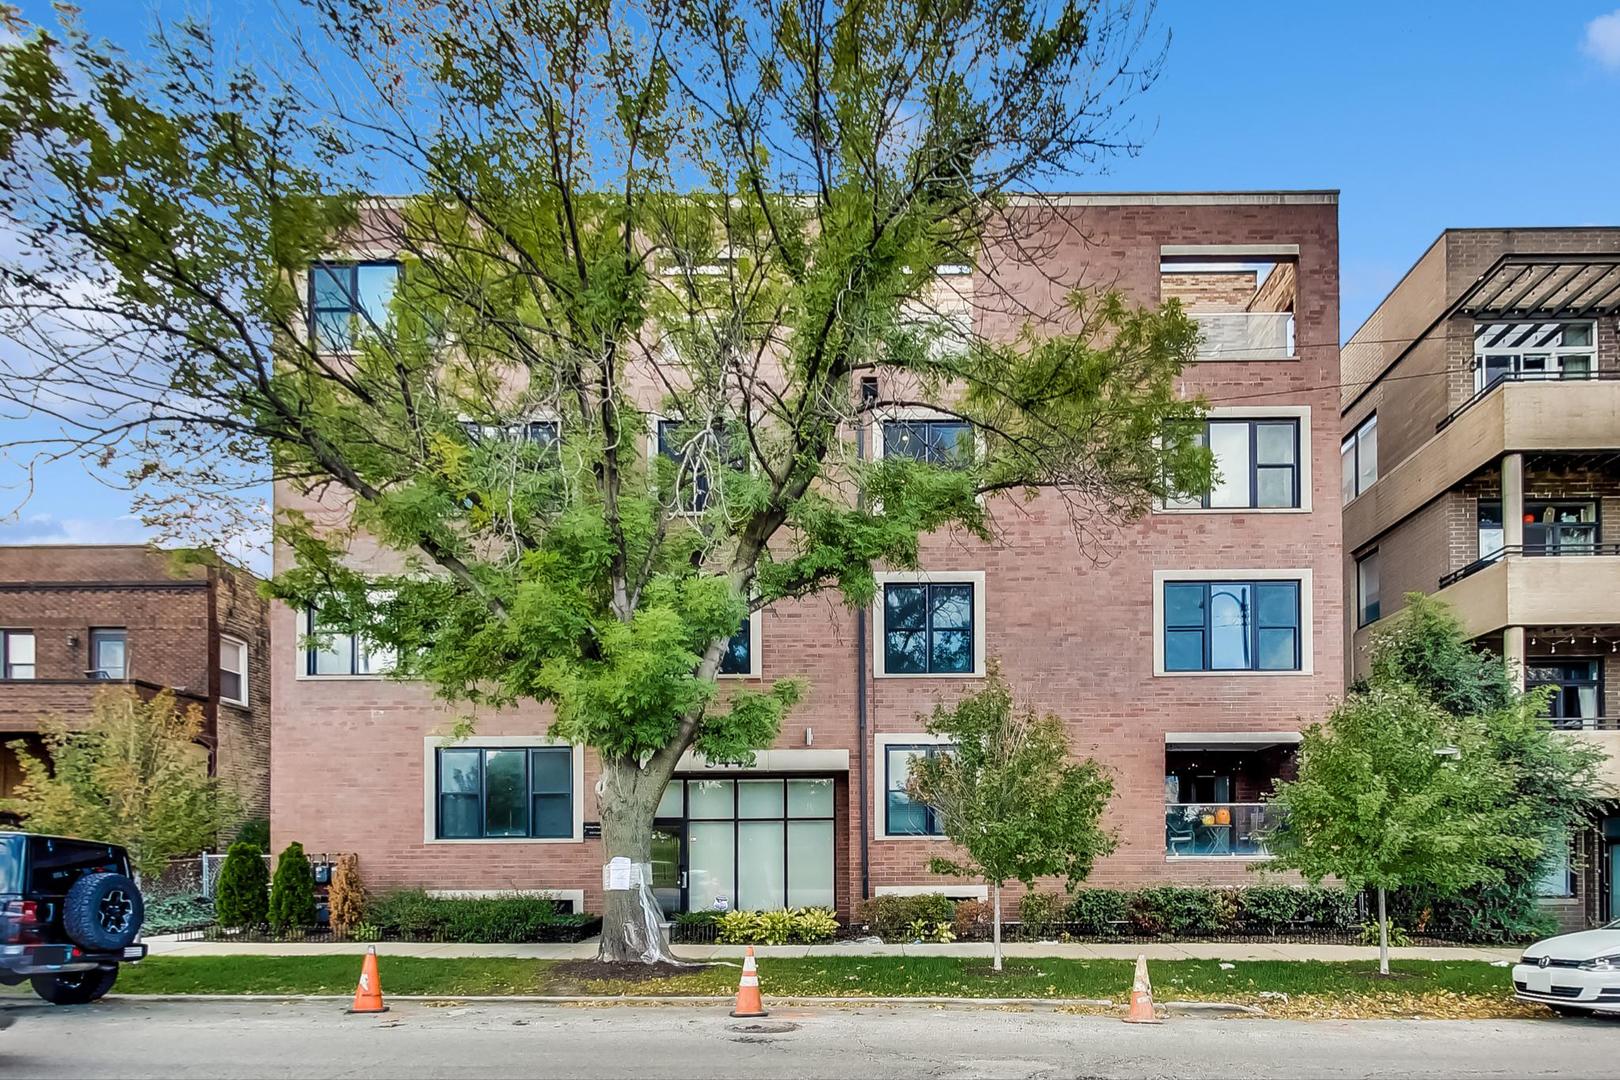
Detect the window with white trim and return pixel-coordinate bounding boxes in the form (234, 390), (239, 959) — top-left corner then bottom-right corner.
(304, 606), (395, 676)
(435, 746), (574, 840)
(882, 582), (975, 675)
(219, 636), (248, 705)
(1163, 580), (1302, 673)
(1167, 418), (1301, 509)
(881, 419), (974, 468)
(884, 743), (953, 836)
(1340, 415), (1377, 504)
(1, 630), (34, 680)
(718, 616), (755, 677)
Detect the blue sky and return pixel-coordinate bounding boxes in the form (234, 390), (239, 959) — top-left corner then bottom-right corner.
(2, 0), (1618, 566)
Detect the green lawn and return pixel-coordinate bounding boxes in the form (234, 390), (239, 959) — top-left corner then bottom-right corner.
(107, 956), (1518, 1004)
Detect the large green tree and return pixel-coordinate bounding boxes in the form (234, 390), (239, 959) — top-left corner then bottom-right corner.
(0, 0), (1210, 961)
(907, 669), (1115, 971)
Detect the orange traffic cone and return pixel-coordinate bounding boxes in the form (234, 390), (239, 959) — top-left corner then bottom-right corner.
(1122, 954), (1162, 1024)
(729, 945), (768, 1018)
(347, 944), (389, 1014)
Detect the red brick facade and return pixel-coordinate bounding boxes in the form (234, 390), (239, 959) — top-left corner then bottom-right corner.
(271, 192), (1342, 914)
(0, 545), (271, 822)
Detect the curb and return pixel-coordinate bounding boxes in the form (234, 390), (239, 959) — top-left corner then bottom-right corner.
(1162, 1000), (1266, 1017)
(102, 993), (1123, 1010)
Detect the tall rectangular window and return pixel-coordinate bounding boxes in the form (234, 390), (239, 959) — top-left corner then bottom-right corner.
(305, 606), (395, 676)
(1341, 415), (1377, 504)
(434, 746), (574, 840)
(89, 628), (127, 680)
(1163, 580), (1302, 673)
(885, 744), (952, 836)
(1169, 418), (1300, 509)
(219, 636), (248, 705)
(882, 582), (974, 674)
(1356, 552), (1381, 627)
(657, 418), (714, 512)
(718, 616), (754, 676)
(309, 261), (399, 351)
(882, 419), (974, 467)
(1, 631), (34, 680)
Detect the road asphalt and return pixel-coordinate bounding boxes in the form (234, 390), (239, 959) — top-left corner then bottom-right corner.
(0, 997), (1613, 1079)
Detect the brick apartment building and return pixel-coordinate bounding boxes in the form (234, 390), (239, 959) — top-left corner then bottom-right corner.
(0, 545), (271, 821)
(271, 191), (1342, 916)
(1341, 228), (1620, 929)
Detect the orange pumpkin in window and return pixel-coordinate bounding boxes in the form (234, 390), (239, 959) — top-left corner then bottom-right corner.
(1215, 807), (1232, 826)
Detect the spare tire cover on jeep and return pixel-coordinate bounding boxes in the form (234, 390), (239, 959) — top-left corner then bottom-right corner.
(63, 872), (144, 951)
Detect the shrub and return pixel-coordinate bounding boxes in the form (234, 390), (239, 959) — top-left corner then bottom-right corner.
(143, 893), (215, 935)
(327, 853), (366, 935)
(365, 890), (583, 942)
(713, 908), (839, 945)
(1065, 889), (1129, 935)
(952, 899), (993, 940)
(234, 817), (270, 851)
(1236, 885), (1307, 933)
(856, 893), (956, 941)
(1016, 892), (1066, 940)
(907, 918), (955, 943)
(1359, 921), (1412, 947)
(268, 842), (317, 931)
(212, 842), (268, 928)
(1128, 886), (1237, 937)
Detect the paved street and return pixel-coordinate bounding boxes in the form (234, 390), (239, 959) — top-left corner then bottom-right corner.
(0, 998), (1613, 1079)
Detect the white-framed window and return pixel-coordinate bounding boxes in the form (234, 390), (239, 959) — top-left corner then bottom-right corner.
(422, 736), (585, 844)
(1, 630), (35, 680)
(1162, 406), (1311, 512)
(1340, 414), (1377, 504)
(873, 733), (954, 839)
(1473, 322), (1595, 392)
(871, 406), (976, 467)
(716, 614), (763, 679)
(1152, 569), (1313, 677)
(88, 627), (126, 680)
(872, 570), (987, 679)
(219, 636), (249, 706)
(300, 604), (396, 678)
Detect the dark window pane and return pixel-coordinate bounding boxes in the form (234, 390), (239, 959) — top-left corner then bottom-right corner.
(439, 795), (481, 838)
(483, 750), (528, 837)
(1254, 583), (1299, 627)
(885, 631), (928, 673)
(1165, 630), (1205, 671)
(531, 794), (571, 838)
(1164, 584), (1205, 628)
(930, 629), (972, 673)
(1257, 628), (1299, 671)
(530, 748), (571, 794)
(886, 792), (931, 835)
(930, 585), (973, 629)
(884, 585), (926, 629)
(525, 421), (560, 446)
(439, 750), (481, 793)
(719, 618), (751, 675)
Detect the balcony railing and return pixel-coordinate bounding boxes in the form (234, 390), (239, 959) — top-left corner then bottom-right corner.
(1437, 543), (1620, 589)
(1436, 370), (1620, 433)
(1165, 802), (1279, 857)
(1190, 312), (1294, 360)
(1548, 716), (1620, 731)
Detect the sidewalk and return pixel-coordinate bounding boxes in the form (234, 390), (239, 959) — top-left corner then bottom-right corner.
(143, 936), (1521, 963)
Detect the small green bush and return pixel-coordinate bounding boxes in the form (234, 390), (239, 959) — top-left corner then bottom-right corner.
(1065, 889), (1129, 935)
(857, 893), (956, 941)
(233, 818), (270, 851)
(268, 842), (317, 932)
(1016, 892), (1066, 939)
(714, 908), (839, 945)
(365, 890), (583, 942)
(1128, 886), (1238, 936)
(143, 893), (215, 935)
(212, 842), (268, 928)
(906, 918), (955, 943)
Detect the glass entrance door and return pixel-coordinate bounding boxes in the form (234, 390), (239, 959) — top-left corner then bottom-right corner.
(650, 824), (684, 917)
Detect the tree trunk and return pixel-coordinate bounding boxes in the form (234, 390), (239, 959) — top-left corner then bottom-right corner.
(991, 882), (1003, 973)
(1377, 886), (1389, 977)
(595, 757), (682, 965)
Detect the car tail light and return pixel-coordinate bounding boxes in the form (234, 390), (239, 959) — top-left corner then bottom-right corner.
(2, 899), (42, 944)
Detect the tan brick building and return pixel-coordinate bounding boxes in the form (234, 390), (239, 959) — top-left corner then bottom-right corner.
(271, 191), (1342, 916)
(1341, 227), (1620, 929)
(0, 545), (271, 822)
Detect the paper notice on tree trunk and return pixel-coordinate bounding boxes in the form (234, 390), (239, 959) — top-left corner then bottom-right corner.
(603, 856), (633, 891)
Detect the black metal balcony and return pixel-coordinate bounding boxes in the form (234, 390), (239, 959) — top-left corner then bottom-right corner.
(1438, 543), (1620, 589)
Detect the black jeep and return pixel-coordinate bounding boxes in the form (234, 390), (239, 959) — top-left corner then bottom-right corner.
(0, 833), (146, 1004)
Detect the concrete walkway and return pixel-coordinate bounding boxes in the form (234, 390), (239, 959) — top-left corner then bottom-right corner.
(143, 936), (1521, 963)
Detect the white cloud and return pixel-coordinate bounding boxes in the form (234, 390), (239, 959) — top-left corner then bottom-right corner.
(1583, 9), (1620, 70)
(0, 511), (154, 546)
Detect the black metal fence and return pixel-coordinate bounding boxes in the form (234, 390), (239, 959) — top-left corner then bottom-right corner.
(171, 918), (603, 946)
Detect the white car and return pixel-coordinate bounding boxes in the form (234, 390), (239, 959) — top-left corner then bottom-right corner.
(1513, 924), (1620, 1016)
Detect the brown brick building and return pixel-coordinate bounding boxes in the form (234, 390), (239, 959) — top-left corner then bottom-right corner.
(271, 191), (1342, 916)
(0, 545), (271, 822)
(1341, 228), (1620, 929)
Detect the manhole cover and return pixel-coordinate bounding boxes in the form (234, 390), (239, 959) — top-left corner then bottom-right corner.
(727, 1021), (800, 1034)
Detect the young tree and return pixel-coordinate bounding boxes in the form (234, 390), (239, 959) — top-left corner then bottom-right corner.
(327, 853), (367, 936)
(1265, 684), (1532, 974)
(213, 841), (270, 928)
(268, 841), (318, 932)
(0, 1), (1211, 961)
(4, 689), (234, 878)
(1369, 594), (1604, 938)
(907, 670), (1115, 971)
